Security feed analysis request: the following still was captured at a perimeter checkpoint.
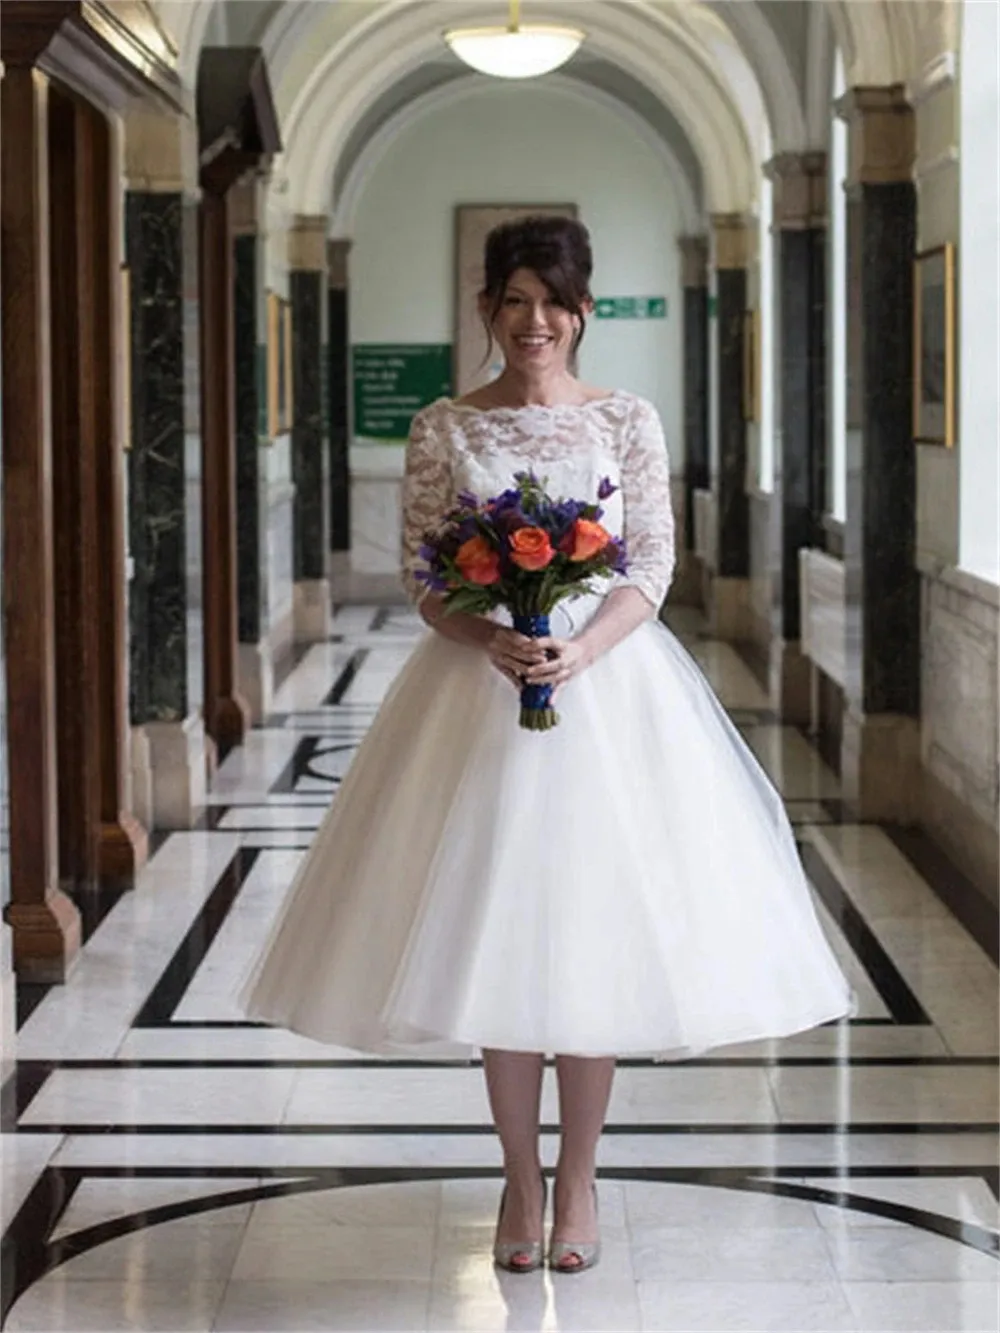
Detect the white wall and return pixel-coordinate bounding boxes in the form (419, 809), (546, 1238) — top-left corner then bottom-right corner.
(827, 49), (848, 525)
(958, 0), (1000, 583)
(348, 81), (686, 461)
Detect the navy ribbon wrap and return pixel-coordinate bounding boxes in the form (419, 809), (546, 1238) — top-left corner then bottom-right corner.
(513, 612), (559, 731)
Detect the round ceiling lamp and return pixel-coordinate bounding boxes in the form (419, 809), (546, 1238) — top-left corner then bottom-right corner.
(444, 0), (585, 79)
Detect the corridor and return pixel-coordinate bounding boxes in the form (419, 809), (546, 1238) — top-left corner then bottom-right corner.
(2, 605), (997, 1331)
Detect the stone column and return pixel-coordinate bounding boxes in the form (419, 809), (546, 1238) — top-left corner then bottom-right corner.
(710, 213), (754, 639)
(836, 85), (920, 819)
(766, 152), (828, 723)
(0, 53), (11, 1076)
(232, 176), (284, 723)
(327, 238), (352, 598)
(1, 65), (81, 980)
(125, 109), (208, 829)
(289, 215), (331, 640)
(680, 237), (710, 553)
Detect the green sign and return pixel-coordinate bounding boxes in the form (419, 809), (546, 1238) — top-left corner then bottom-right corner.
(595, 297), (667, 320)
(353, 344), (452, 440)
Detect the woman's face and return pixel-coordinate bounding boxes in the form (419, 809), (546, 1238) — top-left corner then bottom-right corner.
(483, 268), (588, 375)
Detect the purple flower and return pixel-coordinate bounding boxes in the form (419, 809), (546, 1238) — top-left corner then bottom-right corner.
(417, 542), (437, 562)
(413, 568), (449, 592)
(455, 488), (480, 510)
(597, 476), (618, 501)
(607, 536), (629, 574)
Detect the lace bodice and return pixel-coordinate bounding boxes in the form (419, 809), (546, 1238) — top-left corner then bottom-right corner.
(401, 391), (676, 613)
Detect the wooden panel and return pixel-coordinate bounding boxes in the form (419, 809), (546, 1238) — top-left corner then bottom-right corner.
(0, 66), (81, 979)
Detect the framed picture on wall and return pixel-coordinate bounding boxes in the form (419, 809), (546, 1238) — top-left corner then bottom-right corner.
(913, 243), (956, 447)
(267, 293), (295, 437)
(453, 204), (578, 397)
(742, 307), (760, 423)
(282, 299), (294, 433)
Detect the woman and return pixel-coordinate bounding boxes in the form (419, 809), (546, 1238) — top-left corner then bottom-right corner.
(239, 216), (855, 1275)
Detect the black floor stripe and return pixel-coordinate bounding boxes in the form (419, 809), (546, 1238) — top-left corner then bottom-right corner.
(15, 1121), (999, 1136)
(3, 1162), (996, 1324)
(800, 840), (932, 1026)
(323, 649), (368, 706)
(132, 848), (261, 1027)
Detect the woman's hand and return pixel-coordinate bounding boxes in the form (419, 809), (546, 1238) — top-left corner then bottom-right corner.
(522, 635), (594, 701)
(485, 626), (548, 690)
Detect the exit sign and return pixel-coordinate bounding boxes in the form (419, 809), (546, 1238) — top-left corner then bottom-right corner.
(595, 296), (667, 320)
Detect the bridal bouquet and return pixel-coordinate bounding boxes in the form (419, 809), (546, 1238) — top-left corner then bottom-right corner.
(415, 471), (628, 730)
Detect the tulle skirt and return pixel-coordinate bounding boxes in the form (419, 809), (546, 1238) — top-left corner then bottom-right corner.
(237, 599), (856, 1059)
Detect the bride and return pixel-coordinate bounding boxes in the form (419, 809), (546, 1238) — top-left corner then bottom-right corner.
(239, 214), (855, 1275)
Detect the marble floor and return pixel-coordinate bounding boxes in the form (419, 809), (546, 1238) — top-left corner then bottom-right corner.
(2, 605), (998, 1332)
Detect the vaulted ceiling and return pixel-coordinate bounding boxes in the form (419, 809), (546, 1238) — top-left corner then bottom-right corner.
(153, 0), (958, 220)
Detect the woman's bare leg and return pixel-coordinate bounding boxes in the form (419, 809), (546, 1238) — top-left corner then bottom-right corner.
(482, 1049), (546, 1259)
(552, 1055), (615, 1265)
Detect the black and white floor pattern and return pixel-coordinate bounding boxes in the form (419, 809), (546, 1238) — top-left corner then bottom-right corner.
(2, 605), (998, 1331)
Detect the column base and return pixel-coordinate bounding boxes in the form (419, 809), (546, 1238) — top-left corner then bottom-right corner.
(841, 707), (921, 822)
(238, 640), (275, 725)
(294, 578), (332, 641)
(140, 715), (209, 830)
(98, 812), (149, 881)
(0, 924), (16, 1088)
(769, 638), (813, 725)
(4, 890), (82, 984)
(709, 576), (753, 641)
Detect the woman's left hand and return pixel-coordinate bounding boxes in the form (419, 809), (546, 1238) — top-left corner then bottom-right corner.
(522, 636), (593, 701)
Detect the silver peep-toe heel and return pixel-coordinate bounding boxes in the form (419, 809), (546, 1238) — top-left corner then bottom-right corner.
(493, 1175), (547, 1274)
(548, 1183), (601, 1274)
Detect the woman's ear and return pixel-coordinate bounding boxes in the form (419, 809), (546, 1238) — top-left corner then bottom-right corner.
(581, 295), (595, 318)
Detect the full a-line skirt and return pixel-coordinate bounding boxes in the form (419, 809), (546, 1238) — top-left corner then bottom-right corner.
(237, 614), (856, 1059)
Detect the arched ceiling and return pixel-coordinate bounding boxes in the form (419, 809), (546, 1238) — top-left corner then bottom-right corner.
(155, 0), (960, 224)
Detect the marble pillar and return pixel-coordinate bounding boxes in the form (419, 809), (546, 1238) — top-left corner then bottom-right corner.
(232, 178), (278, 722)
(680, 237), (710, 554)
(289, 216), (331, 640)
(767, 153), (828, 723)
(327, 239), (352, 598)
(125, 110), (208, 828)
(710, 214), (753, 639)
(836, 86), (920, 819)
(0, 250), (11, 1083)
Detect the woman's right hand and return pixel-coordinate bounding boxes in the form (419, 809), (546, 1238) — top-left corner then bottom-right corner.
(486, 626), (547, 690)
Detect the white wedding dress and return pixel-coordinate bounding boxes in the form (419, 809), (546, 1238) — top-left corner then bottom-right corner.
(238, 391), (856, 1059)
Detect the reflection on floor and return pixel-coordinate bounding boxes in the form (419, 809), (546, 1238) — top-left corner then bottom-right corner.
(3, 605), (998, 1331)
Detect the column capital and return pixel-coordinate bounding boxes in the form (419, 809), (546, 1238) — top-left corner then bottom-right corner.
(765, 152), (828, 230)
(327, 237), (352, 289)
(834, 84), (915, 185)
(288, 213), (329, 270)
(678, 235), (709, 287)
(230, 174), (269, 235)
(124, 108), (198, 193)
(710, 213), (755, 270)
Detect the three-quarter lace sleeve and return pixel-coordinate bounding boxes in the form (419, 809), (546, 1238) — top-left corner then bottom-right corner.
(618, 397), (676, 610)
(401, 402), (452, 604)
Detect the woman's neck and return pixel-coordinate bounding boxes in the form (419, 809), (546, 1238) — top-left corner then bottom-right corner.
(484, 369), (584, 408)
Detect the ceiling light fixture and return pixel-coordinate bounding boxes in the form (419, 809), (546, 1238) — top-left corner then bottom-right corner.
(444, 0), (585, 80)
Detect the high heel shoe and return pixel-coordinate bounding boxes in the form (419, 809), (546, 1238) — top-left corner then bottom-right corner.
(493, 1174), (547, 1274)
(548, 1183), (600, 1274)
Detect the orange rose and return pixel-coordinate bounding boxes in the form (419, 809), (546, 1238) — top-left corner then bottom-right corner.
(562, 518), (612, 562)
(509, 526), (555, 571)
(455, 534), (501, 585)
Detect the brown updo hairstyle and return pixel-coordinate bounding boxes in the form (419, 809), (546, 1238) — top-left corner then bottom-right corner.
(480, 215), (594, 363)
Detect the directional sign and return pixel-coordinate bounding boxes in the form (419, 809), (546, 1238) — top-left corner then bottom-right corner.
(594, 297), (667, 320)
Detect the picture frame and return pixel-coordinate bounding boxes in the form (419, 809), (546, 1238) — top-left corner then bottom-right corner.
(742, 307), (760, 423)
(453, 204), (578, 397)
(913, 243), (956, 447)
(266, 293), (295, 437)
